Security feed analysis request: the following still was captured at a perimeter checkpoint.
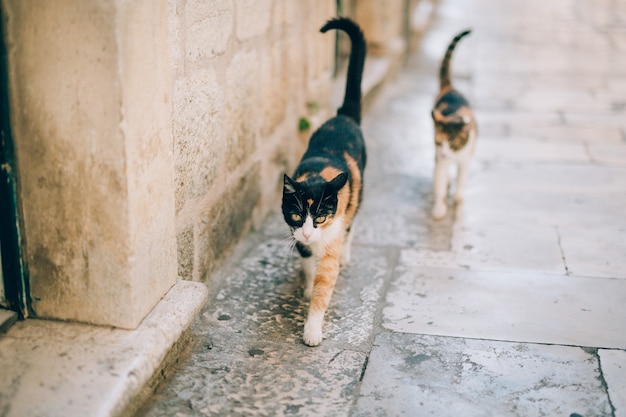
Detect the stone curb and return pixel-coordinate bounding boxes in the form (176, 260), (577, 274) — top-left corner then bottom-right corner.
(0, 280), (208, 417)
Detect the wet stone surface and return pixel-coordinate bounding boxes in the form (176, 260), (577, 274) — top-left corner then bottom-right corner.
(136, 217), (393, 417)
(138, 0), (626, 415)
(144, 334), (367, 417)
(353, 333), (613, 417)
(383, 258), (626, 348)
(200, 233), (392, 350)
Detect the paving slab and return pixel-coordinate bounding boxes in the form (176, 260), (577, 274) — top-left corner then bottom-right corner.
(356, 174), (454, 251)
(475, 137), (590, 165)
(353, 333), (613, 417)
(599, 349), (626, 417)
(559, 225), (626, 278)
(467, 163), (625, 197)
(383, 254), (626, 348)
(476, 117), (625, 144)
(587, 144), (626, 166)
(450, 160), (626, 277)
(451, 217), (566, 274)
(138, 331), (366, 417)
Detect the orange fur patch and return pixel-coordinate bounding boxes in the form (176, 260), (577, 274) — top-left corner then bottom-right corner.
(437, 85), (453, 97)
(432, 109), (446, 122)
(319, 166), (342, 182)
(310, 237), (342, 312)
(342, 152), (362, 227)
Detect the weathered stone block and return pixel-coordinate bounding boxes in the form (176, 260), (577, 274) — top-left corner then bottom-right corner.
(259, 41), (288, 135)
(225, 48), (260, 171)
(184, 0), (233, 61)
(6, 0), (177, 328)
(356, 0), (406, 52)
(173, 68), (226, 213)
(235, 0), (272, 41)
(196, 164), (261, 281)
(176, 226), (194, 281)
(355, 334), (613, 416)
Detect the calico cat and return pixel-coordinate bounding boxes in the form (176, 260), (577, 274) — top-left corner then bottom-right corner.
(282, 17), (366, 347)
(431, 29), (477, 219)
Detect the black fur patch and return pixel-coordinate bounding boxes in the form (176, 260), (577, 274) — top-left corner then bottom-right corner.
(435, 89), (470, 116)
(296, 242), (312, 258)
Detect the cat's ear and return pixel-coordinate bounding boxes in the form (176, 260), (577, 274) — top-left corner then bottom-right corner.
(283, 174), (298, 194)
(328, 172), (348, 191)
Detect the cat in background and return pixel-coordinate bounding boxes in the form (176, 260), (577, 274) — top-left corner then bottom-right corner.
(431, 29), (477, 219)
(282, 17), (366, 347)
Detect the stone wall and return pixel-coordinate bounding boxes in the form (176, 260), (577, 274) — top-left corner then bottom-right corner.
(1, 0), (337, 328)
(171, 0), (336, 282)
(2, 0), (178, 328)
(1, 0), (418, 328)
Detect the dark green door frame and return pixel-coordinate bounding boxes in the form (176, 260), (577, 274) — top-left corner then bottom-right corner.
(0, 9), (31, 319)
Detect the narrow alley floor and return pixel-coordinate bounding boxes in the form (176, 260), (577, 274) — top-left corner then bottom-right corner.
(137, 0), (626, 416)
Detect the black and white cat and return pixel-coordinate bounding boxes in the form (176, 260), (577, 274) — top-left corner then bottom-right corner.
(282, 17), (366, 346)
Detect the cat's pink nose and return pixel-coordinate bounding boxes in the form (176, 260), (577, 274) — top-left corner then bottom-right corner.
(303, 230), (312, 240)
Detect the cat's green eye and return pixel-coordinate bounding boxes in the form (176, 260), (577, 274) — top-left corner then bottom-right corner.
(291, 213), (302, 222)
(314, 216), (326, 224)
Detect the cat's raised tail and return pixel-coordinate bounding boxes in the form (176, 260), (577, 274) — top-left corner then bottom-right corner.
(321, 17), (367, 125)
(439, 29), (472, 90)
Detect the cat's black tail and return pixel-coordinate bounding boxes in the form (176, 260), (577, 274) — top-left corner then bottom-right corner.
(321, 17), (367, 125)
(439, 29), (471, 90)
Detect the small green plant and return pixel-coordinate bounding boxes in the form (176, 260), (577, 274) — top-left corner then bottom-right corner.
(298, 117), (311, 132)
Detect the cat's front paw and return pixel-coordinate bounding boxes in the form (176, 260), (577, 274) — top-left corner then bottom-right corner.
(432, 202), (447, 219)
(303, 319), (323, 347)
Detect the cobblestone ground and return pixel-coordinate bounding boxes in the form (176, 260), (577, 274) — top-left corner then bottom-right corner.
(137, 0), (626, 416)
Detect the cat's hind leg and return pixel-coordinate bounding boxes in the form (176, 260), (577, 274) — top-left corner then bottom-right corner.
(339, 228), (353, 267)
(454, 159), (470, 204)
(432, 157), (450, 219)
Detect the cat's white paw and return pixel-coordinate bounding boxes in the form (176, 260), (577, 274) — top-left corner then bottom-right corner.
(303, 322), (323, 347)
(432, 202), (447, 219)
(303, 313), (324, 347)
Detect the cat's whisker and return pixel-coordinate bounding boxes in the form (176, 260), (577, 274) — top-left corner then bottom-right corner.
(278, 234), (298, 264)
(279, 234), (295, 244)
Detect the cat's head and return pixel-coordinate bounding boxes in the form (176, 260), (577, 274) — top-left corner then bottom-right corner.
(431, 109), (471, 151)
(282, 172), (348, 244)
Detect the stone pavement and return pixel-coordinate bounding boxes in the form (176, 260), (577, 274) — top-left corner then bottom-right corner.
(136, 0), (626, 416)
